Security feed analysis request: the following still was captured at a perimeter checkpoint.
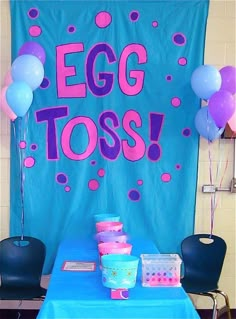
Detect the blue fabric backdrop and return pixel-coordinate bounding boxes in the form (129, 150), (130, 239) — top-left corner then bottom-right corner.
(9, 0), (209, 274)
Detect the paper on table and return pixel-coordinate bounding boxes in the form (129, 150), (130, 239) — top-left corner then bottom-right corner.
(62, 261), (96, 271)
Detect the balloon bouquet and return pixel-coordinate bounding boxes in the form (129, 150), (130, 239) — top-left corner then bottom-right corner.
(191, 65), (236, 142)
(0, 41), (45, 121)
(0, 41), (45, 239)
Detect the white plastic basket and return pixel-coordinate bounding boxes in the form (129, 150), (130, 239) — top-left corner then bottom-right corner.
(141, 254), (182, 287)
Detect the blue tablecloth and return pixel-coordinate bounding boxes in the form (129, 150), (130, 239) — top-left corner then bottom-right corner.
(37, 238), (200, 319)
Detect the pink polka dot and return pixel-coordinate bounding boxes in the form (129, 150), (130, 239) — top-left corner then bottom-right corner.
(19, 141), (26, 149)
(161, 173), (171, 182)
(24, 156), (35, 168)
(29, 25), (42, 37)
(95, 11), (112, 28)
(98, 168), (105, 177)
(88, 179), (100, 191)
(65, 186), (71, 192)
(137, 180), (143, 185)
(178, 57), (187, 66)
(152, 21), (158, 28)
(171, 97), (181, 107)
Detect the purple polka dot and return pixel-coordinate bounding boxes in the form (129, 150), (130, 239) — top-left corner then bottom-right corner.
(95, 11), (112, 28)
(56, 173), (68, 184)
(67, 25), (76, 33)
(182, 128), (191, 137)
(176, 164), (182, 170)
(166, 75), (173, 81)
(172, 33), (186, 46)
(91, 160), (96, 165)
(29, 25), (42, 37)
(128, 189), (141, 201)
(40, 77), (50, 89)
(129, 11), (139, 22)
(30, 144), (38, 151)
(28, 8), (39, 19)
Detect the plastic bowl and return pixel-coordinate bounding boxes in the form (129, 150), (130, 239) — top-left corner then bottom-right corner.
(94, 213), (120, 223)
(96, 231), (128, 244)
(101, 254), (139, 289)
(98, 242), (132, 257)
(96, 221), (123, 233)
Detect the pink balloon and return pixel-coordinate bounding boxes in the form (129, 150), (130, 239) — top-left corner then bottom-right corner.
(208, 90), (235, 128)
(228, 98), (236, 133)
(220, 66), (236, 95)
(0, 86), (17, 121)
(4, 70), (13, 86)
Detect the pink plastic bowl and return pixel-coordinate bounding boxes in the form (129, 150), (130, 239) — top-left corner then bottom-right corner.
(96, 221), (123, 233)
(98, 242), (132, 257)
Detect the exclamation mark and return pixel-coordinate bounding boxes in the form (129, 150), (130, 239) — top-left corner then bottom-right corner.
(147, 113), (164, 161)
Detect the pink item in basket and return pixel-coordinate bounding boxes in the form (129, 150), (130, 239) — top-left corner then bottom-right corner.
(96, 221), (123, 233)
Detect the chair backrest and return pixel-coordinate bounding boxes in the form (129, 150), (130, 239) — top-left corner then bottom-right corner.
(0, 236), (46, 288)
(181, 234), (226, 285)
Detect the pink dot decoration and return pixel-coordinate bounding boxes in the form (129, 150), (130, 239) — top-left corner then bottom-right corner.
(152, 21), (158, 28)
(97, 168), (105, 177)
(161, 173), (171, 182)
(19, 141), (26, 149)
(95, 11), (112, 28)
(88, 179), (100, 191)
(171, 97), (181, 107)
(137, 180), (143, 185)
(65, 186), (71, 192)
(178, 57), (187, 66)
(24, 156), (35, 168)
(29, 25), (42, 37)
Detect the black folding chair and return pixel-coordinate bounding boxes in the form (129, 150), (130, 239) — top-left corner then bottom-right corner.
(180, 234), (231, 319)
(0, 236), (47, 300)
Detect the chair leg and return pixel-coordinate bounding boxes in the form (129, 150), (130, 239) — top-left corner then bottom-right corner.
(214, 289), (232, 319)
(200, 292), (218, 319)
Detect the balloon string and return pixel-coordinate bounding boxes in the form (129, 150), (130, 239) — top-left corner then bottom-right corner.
(208, 137), (231, 236)
(18, 119), (25, 240)
(207, 140), (215, 236)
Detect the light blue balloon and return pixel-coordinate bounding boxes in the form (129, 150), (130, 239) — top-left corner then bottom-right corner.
(194, 106), (225, 142)
(6, 81), (33, 117)
(11, 54), (44, 90)
(191, 65), (222, 100)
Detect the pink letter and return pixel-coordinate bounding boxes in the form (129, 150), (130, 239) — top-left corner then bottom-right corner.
(119, 44), (147, 96)
(122, 110), (145, 161)
(56, 43), (86, 98)
(61, 116), (97, 160)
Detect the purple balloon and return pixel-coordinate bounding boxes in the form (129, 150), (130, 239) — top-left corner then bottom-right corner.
(220, 66), (236, 95)
(18, 41), (46, 64)
(208, 90), (235, 128)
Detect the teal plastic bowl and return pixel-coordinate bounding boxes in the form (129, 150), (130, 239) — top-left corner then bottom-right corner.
(94, 213), (120, 223)
(101, 254), (139, 289)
